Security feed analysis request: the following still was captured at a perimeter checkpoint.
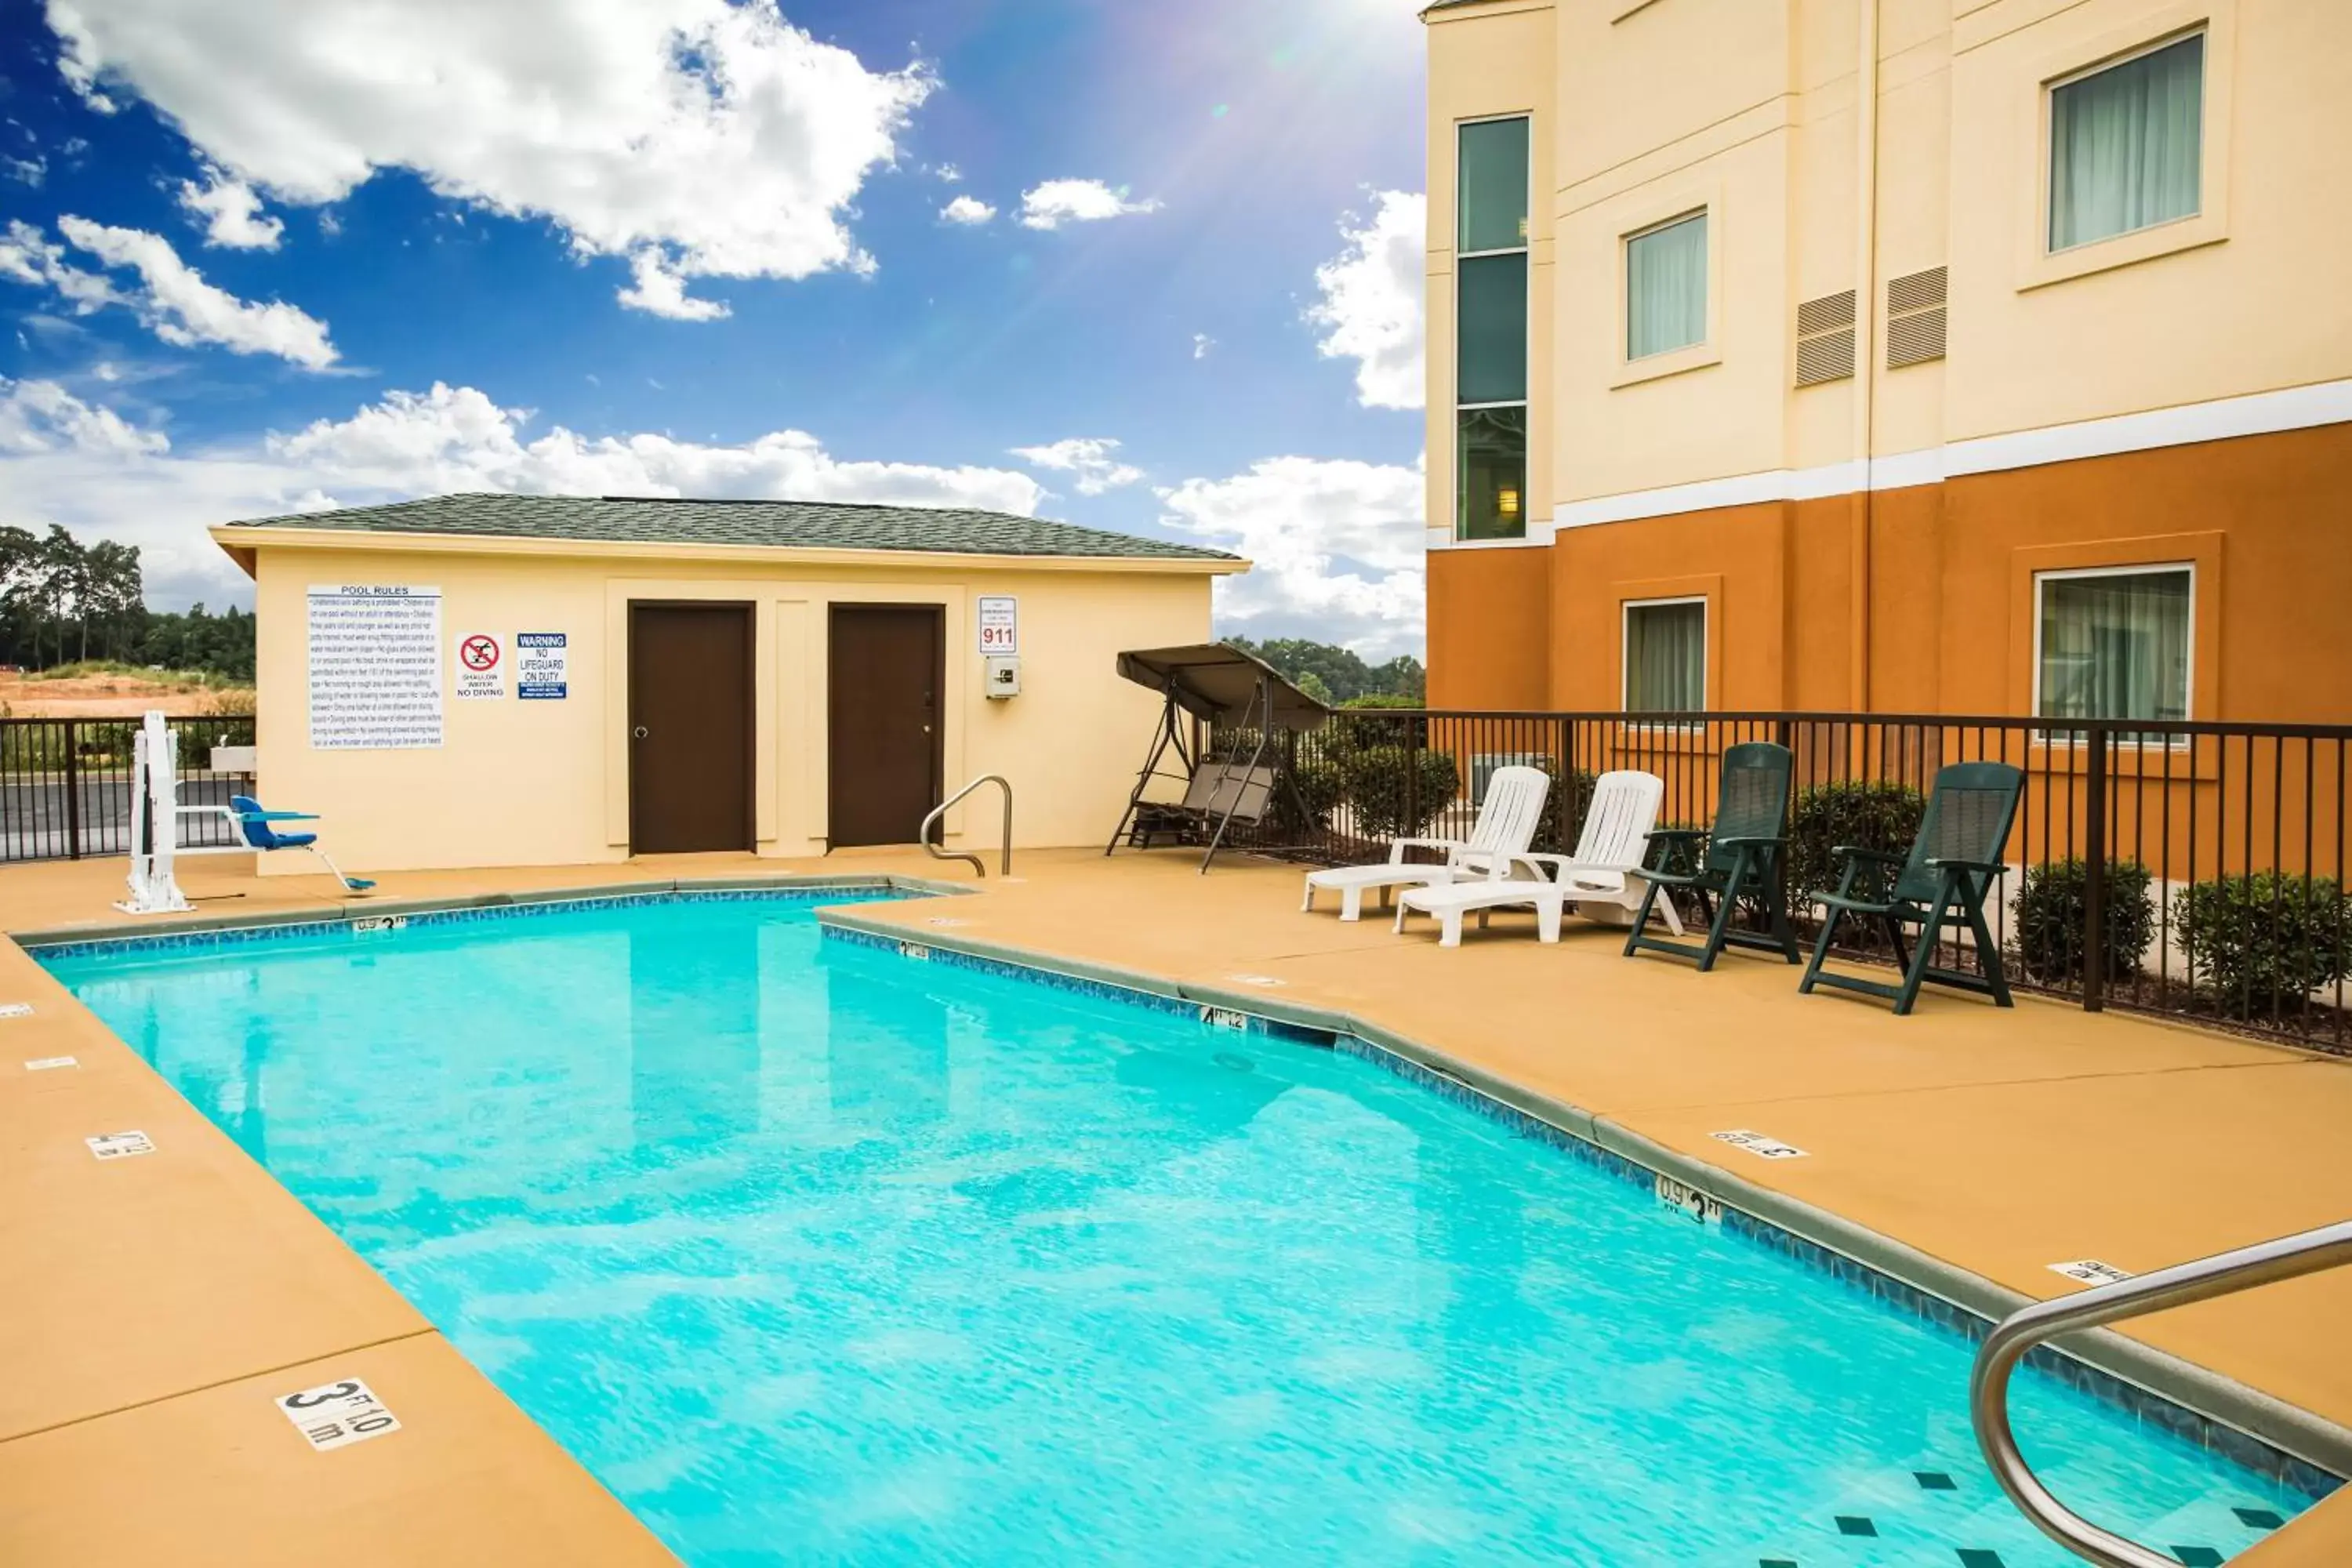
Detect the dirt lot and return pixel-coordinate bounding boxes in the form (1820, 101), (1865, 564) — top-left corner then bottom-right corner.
(0, 672), (253, 719)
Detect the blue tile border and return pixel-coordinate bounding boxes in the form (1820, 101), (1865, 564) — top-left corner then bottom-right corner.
(830, 923), (2344, 1503)
(819, 924), (1338, 1047)
(26, 885), (905, 963)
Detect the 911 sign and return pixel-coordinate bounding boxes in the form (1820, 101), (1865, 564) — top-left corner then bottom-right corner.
(977, 596), (1018, 655)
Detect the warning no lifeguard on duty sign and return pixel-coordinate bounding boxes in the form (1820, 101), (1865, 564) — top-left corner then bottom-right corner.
(450, 631), (568, 700)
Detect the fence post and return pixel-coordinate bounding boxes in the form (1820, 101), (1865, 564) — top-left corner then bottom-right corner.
(2082, 721), (2108, 1014)
(1403, 713), (1421, 843)
(63, 720), (82, 862)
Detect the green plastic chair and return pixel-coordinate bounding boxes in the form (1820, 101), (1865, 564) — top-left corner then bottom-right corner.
(1624, 742), (1799, 971)
(1798, 760), (2025, 1014)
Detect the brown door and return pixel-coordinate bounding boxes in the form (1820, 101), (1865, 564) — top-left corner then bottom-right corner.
(629, 603), (753, 854)
(828, 604), (943, 847)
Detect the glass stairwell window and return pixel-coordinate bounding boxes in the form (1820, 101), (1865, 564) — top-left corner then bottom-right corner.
(1626, 211), (1707, 360)
(1624, 599), (1706, 716)
(2036, 567), (2193, 740)
(1457, 115), (1529, 541)
(2049, 33), (2204, 252)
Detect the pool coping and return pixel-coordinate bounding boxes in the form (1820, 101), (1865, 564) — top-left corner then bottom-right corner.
(811, 900), (2352, 1499)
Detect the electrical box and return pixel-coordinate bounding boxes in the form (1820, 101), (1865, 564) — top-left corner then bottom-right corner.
(984, 655), (1022, 699)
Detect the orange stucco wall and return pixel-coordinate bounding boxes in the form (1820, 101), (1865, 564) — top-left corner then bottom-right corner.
(1425, 422), (2352, 724)
(1426, 547), (1551, 710)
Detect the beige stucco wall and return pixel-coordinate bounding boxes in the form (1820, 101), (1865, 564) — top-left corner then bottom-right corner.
(231, 534), (1222, 873)
(1425, 0), (2352, 502)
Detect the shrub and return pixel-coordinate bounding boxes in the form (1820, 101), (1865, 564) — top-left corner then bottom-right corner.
(2013, 858), (2155, 985)
(1330, 695), (1424, 753)
(1785, 782), (1926, 905)
(1526, 761), (1599, 856)
(1269, 757), (1345, 837)
(2172, 873), (2352, 1018)
(1338, 745), (1460, 840)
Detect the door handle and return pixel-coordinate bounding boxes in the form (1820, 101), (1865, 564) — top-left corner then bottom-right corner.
(633, 725), (649, 739)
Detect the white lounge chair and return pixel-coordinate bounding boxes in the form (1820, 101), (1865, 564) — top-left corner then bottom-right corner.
(1392, 771), (1678, 947)
(1300, 764), (1550, 921)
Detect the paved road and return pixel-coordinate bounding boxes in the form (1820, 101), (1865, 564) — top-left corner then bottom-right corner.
(0, 775), (251, 862)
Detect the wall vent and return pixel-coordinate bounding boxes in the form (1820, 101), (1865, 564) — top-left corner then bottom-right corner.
(1794, 289), (1856, 387)
(1886, 265), (1947, 368)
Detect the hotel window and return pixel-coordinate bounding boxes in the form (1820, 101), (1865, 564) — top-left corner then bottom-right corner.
(1457, 115), (1528, 541)
(1624, 599), (1706, 713)
(2035, 566), (2193, 730)
(2049, 32), (2204, 252)
(1625, 210), (1707, 360)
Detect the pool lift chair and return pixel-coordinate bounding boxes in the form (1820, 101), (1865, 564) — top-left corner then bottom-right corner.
(116, 710), (376, 915)
(1106, 644), (1330, 873)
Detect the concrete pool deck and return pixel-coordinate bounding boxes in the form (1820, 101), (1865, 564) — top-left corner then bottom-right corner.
(2, 846), (2347, 1563)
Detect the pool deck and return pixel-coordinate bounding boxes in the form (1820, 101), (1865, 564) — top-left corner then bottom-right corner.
(2, 845), (2348, 1564)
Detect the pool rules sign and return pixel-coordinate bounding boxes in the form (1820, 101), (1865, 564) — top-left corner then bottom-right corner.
(308, 586), (442, 749)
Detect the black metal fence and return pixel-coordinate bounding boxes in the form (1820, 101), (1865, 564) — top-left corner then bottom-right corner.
(1205, 708), (2352, 1051)
(0, 715), (259, 862)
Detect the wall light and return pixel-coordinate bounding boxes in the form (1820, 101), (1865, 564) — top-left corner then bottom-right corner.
(1498, 488), (1521, 517)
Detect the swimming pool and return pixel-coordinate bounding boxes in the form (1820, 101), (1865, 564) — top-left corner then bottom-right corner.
(44, 893), (2322, 1564)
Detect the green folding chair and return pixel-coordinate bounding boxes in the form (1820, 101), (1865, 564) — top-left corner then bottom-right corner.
(1624, 742), (1799, 971)
(1798, 760), (2025, 1015)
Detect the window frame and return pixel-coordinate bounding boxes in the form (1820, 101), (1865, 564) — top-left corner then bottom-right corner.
(1623, 209), (1711, 362)
(1454, 112), (1532, 541)
(1606, 177), (1725, 388)
(1621, 593), (1709, 718)
(2030, 561), (2197, 742)
(2045, 28), (2207, 255)
(2016, 2), (2234, 292)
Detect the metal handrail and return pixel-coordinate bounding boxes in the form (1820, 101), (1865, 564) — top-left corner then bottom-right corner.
(1971, 1220), (2352, 1566)
(920, 774), (1011, 877)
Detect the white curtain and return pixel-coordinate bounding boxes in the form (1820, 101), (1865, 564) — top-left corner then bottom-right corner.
(1627, 602), (1705, 713)
(2050, 34), (2203, 251)
(2038, 570), (2192, 724)
(1627, 212), (1707, 359)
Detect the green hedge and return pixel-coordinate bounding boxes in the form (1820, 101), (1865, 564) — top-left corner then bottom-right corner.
(1338, 745), (1460, 840)
(2013, 858), (2155, 985)
(1785, 782), (1926, 905)
(2172, 873), (2352, 1018)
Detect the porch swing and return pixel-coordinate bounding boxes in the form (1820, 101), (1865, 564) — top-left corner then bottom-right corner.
(1105, 643), (1330, 873)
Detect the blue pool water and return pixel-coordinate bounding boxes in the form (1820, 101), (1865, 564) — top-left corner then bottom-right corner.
(45, 895), (2321, 1565)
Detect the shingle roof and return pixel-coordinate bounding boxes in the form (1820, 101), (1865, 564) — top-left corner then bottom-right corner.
(221, 492), (1240, 563)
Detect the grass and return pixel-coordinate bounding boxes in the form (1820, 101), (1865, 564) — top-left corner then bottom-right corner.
(24, 660), (255, 691)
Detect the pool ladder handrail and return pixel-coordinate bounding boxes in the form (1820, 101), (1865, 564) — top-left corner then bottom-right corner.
(1970, 1218), (2352, 1567)
(921, 775), (1011, 877)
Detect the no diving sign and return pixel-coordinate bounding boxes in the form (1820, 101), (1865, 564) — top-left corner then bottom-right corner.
(456, 632), (504, 699)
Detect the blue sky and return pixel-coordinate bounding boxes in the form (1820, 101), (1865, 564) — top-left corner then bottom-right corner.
(0, 0), (1432, 655)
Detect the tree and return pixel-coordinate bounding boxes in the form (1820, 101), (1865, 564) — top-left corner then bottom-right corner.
(0, 527), (254, 678)
(1225, 636), (1426, 705)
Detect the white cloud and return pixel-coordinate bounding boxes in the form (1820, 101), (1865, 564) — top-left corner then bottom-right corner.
(1306, 190), (1425, 411)
(1010, 437), (1144, 496)
(1192, 332), (1214, 360)
(1018, 178), (1160, 231)
(939, 194), (996, 226)
(0, 379), (1047, 607)
(1159, 454), (1426, 658)
(5, 155), (45, 187)
(0, 220), (122, 314)
(0, 378), (168, 457)
(615, 248), (730, 321)
(41, 0), (934, 314)
(934, 162), (962, 183)
(34, 217), (339, 368)
(177, 165), (284, 249)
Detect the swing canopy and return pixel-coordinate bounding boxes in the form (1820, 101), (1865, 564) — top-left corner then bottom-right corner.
(1112, 644), (1330, 729)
